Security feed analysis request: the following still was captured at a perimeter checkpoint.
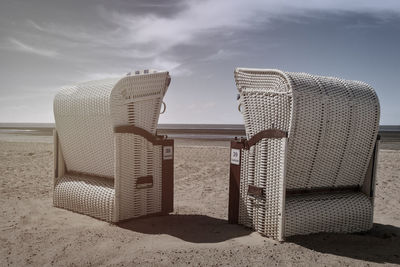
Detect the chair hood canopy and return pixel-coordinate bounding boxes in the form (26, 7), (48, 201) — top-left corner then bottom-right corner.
(235, 68), (380, 190)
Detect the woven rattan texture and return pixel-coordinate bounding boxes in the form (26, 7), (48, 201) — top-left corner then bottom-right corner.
(238, 140), (286, 239)
(234, 68), (379, 239)
(286, 74), (380, 189)
(285, 192), (373, 237)
(54, 78), (119, 178)
(110, 72), (169, 134)
(115, 134), (162, 220)
(54, 174), (115, 222)
(54, 71), (170, 222)
(238, 148), (253, 228)
(235, 69), (379, 189)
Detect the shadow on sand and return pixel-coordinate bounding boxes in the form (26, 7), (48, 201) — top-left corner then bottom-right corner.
(119, 216), (399, 264)
(117, 214), (252, 243)
(287, 223), (400, 265)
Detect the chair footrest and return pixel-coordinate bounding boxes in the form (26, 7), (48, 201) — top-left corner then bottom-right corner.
(54, 174), (115, 222)
(284, 192), (373, 237)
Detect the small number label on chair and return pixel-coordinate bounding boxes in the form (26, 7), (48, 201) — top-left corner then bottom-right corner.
(163, 146), (173, 160)
(231, 149), (240, 165)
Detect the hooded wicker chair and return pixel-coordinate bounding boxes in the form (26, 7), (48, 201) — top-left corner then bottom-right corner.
(228, 68), (380, 240)
(53, 70), (174, 222)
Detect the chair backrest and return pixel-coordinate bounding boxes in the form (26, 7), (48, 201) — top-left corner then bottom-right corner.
(235, 68), (380, 189)
(54, 71), (170, 178)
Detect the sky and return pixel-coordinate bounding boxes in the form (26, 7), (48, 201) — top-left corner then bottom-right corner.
(0, 0), (399, 125)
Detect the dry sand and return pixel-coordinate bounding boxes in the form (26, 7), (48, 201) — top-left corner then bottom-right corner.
(0, 138), (399, 266)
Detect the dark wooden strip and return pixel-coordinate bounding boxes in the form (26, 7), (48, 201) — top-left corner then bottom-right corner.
(136, 175), (153, 184)
(245, 129), (287, 148)
(54, 130), (58, 179)
(248, 185), (263, 198)
(162, 139), (174, 214)
(136, 175), (153, 189)
(228, 140), (244, 224)
(286, 185), (360, 196)
(114, 125), (164, 145)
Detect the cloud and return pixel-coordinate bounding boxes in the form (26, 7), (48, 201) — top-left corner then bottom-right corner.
(151, 57), (192, 76)
(103, 0), (400, 44)
(99, 1), (257, 50)
(8, 37), (59, 58)
(80, 72), (125, 81)
(201, 49), (237, 62)
(95, 0), (400, 62)
(8, 0), (399, 83)
(20, 1), (400, 66)
(285, 0), (400, 15)
(1, 0), (400, 124)
(26, 19), (46, 32)
(152, 57), (181, 70)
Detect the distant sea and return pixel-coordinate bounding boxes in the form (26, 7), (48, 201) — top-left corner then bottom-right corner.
(0, 123), (399, 141)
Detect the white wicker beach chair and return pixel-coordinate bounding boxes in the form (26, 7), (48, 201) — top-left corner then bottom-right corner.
(53, 70), (174, 222)
(228, 68), (380, 241)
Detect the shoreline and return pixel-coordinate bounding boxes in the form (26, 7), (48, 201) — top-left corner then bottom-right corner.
(1, 124), (400, 143)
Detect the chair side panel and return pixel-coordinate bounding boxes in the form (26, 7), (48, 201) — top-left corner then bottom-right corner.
(238, 146), (255, 228)
(238, 139), (287, 240)
(115, 133), (162, 221)
(235, 69), (292, 239)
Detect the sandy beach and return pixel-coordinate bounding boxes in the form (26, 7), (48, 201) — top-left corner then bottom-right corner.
(1, 137), (399, 266)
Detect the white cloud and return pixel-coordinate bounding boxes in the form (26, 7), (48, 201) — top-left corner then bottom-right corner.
(103, 0), (400, 45)
(100, 1), (257, 51)
(95, 0), (400, 63)
(20, 0), (400, 65)
(26, 19), (46, 32)
(152, 57), (181, 70)
(201, 49), (237, 62)
(81, 72), (125, 81)
(151, 57), (192, 76)
(285, 0), (400, 14)
(8, 37), (59, 58)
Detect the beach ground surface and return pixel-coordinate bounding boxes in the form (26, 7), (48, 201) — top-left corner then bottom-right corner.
(1, 138), (399, 266)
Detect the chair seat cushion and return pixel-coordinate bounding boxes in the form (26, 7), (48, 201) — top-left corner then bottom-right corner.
(285, 192), (373, 237)
(54, 174), (115, 222)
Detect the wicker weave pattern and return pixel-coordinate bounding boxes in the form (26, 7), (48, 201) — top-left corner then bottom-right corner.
(235, 69), (291, 239)
(234, 68), (379, 239)
(54, 174), (115, 221)
(111, 73), (169, 133)
(285, 192), (372, 237)
(53, 71), (171, 222)
(235, 69), (379, 190)
(286, 74), (379, 189)
(110, 72), (168, 220)
(54, 78), (119, 178)
(238, 139), (286, 239)
(238, 148), (254, 228)
(255, 139), (286, 239)
(115, 134), (162, 220)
